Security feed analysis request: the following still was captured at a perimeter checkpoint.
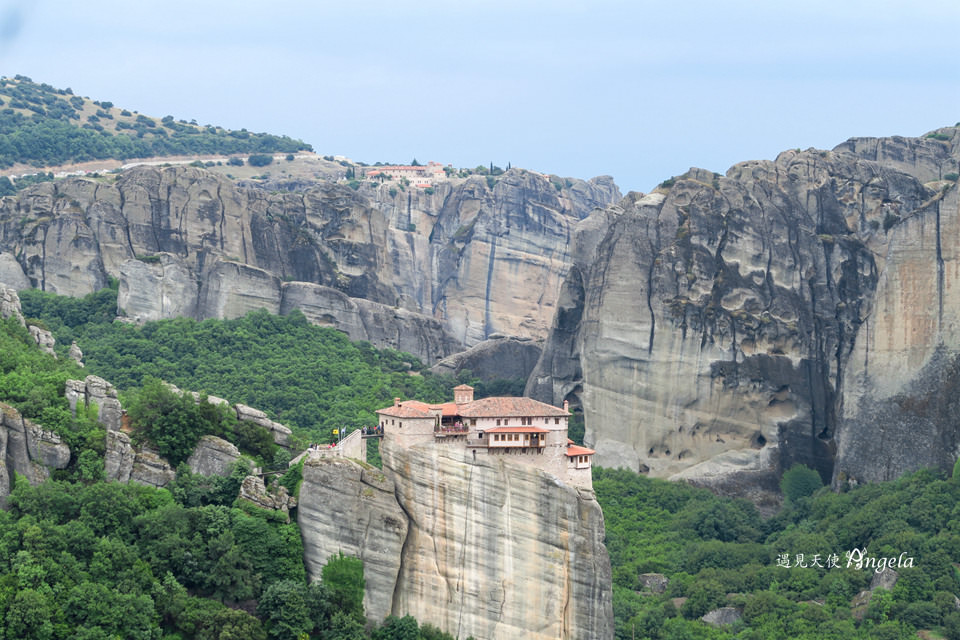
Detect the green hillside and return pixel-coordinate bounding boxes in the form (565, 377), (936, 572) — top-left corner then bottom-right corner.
(0, 75), (311, 170)
(10, 287), (960, 639)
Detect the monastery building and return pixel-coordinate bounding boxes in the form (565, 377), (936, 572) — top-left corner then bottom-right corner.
(376, 384), (595, 489)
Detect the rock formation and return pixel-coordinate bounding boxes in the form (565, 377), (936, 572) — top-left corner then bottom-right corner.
(0, 284), (25, 325)
(528, 127), (960, 497)
(187, 435), (241, 477)
(0, 402), (71, 507)
(295, 434), (613, 638)
(238, 474), (296, 518)
(104, 430), (175, 487)
(0, 166), (619, 362)
(297, 456), (408, 624)
(381, 440), (613, 640)
(429, 335), (542, 382)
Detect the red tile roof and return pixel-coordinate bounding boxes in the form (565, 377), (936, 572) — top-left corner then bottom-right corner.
(484, 426), (549, 433)
(565, 444), (595, 457)
(457, 396), (570, 418)
(437, 402), (459, 417)
(376, 404), (433, 419)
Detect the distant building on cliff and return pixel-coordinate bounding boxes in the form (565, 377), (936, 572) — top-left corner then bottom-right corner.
(375, 384), (595, 488)
(362, 161), (446, 182)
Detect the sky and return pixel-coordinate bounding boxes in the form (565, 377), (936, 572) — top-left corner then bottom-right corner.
(0, 0), (958, 193)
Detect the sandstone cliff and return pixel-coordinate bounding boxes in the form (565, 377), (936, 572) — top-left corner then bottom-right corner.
(381, 440), (612, 639)
(0, 167), (619, 361)
(296, 439), (613, 638)
(529, 128), (960, 496)
(298, 456), (408, 624)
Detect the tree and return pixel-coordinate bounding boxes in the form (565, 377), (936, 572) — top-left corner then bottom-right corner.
(322, 552), (365, 622)
(257, 579), (315, 640)
(780, 464), (823, 503)
(248, 154), (273, 167)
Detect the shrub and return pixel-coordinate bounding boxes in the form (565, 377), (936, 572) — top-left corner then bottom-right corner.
(227, 157), (244, 167)
(780, 464), (823, 502)
(248, 154), (273, 167)
(944, 172), (959, 181)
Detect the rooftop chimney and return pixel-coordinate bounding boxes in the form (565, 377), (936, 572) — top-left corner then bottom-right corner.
(394, 397), (401, 407)
(563, 400), (569, 412)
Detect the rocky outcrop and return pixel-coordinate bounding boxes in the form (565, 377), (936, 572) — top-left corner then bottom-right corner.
(297, 456), (407, 624)
(429, 335), (542, 381)
(0, 284), (25, 325)
(639, 573), (669, 594)
(66, 375), (123, 432)
(380, 439), (613, 640)
(529, 128), (960, 497)
(187, 435), (241, 476)
(68, 341), (84, 367)
(0, 402), (71, 507)
(238, 474), (296, 517)
(0, 166), (619, 361)
(103, 430), (175, 487)
(29, 325), (56, 356)
(234, 404), (293, 449)
(2, 284), (57, 357)
(702, 607), (742, 627)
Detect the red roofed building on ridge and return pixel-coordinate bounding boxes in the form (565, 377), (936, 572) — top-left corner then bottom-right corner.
(361, 161), (446, 184)
(375, 384), (595, 489)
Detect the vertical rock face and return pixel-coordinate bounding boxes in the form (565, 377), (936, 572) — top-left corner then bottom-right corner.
(429, 336), (543, 382)
(0, 166), (619, 362)
(381, 440), (613, 640)
(529, 127), (960, 494)
(0, 402), (71, 507)
(297, 457), (408, 624)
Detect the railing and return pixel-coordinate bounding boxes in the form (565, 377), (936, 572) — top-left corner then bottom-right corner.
(465, 438), (488, 448)
(435, 426), (470, 437)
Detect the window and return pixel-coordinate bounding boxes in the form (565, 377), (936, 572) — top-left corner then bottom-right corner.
(496, 419), (501, 426)
(555, 418), (559, 425)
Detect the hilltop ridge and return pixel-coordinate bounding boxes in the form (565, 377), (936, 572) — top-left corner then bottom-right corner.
(0, 75), (312, 171)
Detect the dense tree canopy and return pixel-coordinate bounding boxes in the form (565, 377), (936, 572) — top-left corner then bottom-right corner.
(597, 466), (960, 639)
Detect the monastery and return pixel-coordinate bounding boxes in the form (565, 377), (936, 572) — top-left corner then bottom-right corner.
(362, 161), (446, 183)
(376, 384), (595, 489)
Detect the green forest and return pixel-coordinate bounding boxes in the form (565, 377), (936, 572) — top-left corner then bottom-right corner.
(0, 76), (311, 170)
(0, 291), (468, 639)
(6, 285), (960, 639)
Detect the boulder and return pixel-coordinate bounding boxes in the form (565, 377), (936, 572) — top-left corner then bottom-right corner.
(187, 435), (241, 477)
(701, 607), (742, 627)
(638, 573), (669, 594)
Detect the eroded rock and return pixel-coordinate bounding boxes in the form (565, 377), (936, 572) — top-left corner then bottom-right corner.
(187, 435), (241, 477)
(298, 456), (407, 623)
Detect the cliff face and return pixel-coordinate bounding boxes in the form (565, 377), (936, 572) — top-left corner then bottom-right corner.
(297, 457), (408, 624)
(529, 128), (960, 495)
(0, 167), (619, 361)
(296, 440), (613, 638)
(0, 402), (71, 507)
(381, 441), (612, 640)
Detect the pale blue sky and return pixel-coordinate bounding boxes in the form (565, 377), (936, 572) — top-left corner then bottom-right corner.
(1, 0), (958, 192)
